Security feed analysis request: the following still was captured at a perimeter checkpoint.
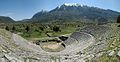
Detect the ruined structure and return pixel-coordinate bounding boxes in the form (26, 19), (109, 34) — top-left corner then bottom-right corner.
(0, 24), (120, 62)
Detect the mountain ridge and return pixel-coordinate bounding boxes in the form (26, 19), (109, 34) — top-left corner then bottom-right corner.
(0, 16), (15, 23)
(31, 3), (120, 23)
(0, 3), (120, 23)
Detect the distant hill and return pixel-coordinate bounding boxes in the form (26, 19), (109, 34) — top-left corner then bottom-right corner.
(17, 19), (31, 23)
(0, 16), (15, 23)
(31, 3), (120, 23)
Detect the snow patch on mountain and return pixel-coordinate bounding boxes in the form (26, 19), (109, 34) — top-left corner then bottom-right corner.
(64, 3), (83, 7)
(57, 3), (84, 9)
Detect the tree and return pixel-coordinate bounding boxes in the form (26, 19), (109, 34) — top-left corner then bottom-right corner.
(52, 26), (60, 32)
(25, 26), (30, 32)
(39, 27), (44, 31)
(117, 15), (120, 23)
(12, 26), (16, 32)
(5, 26), (9, 31)
(78, 25), (80, 27)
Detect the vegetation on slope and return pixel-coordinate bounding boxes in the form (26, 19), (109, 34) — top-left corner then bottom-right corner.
(0, 16), (15, 23)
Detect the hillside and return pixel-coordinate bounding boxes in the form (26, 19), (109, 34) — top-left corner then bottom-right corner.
(31, 3), (120, 23)
(0, 23), (120, 62)
(0, 16), (15, 23)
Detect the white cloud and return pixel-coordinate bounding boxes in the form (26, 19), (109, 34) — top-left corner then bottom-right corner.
(0, 13), (14, 16)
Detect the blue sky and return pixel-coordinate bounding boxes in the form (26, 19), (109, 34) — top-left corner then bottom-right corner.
(0, 0), (120, 21)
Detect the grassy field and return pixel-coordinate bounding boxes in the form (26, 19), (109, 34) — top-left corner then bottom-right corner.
(0, 22), (88, 41)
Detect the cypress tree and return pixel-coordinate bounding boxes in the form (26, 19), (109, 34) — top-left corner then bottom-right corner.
(5, 26), (9, 31)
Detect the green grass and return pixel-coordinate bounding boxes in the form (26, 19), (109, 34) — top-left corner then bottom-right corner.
(0, 23), (88, 40)
(19, 26), (78, 40)
(95, 54), (120, 62)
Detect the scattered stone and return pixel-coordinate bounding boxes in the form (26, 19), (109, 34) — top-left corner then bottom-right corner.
(117, 51), (120, 57)
(108, 50), (115, 56)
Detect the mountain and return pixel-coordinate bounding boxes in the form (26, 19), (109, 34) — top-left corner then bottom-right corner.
(31, 3), (120, 23)
(17, 19), (31, 23)
(0, 16), (15, 23)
